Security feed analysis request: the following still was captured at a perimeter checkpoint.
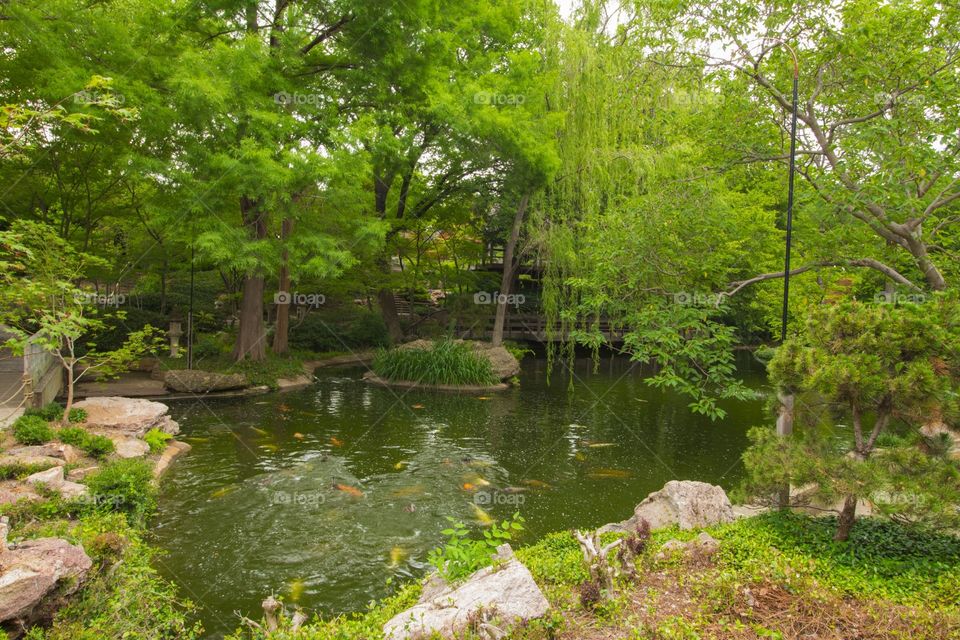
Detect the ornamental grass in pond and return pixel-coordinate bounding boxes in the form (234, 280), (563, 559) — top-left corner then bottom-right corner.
(373, 340), (498, 386)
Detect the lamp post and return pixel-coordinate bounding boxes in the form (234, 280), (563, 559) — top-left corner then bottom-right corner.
(780, 43), (800, 343)
(775, 42), (800, 509)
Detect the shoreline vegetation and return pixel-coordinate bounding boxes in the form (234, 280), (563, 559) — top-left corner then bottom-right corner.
(223, 512), (960, 640)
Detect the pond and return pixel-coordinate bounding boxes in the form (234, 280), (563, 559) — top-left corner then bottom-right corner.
(151, 355), (768, 638)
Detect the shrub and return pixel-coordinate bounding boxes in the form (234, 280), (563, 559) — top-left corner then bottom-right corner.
(25, 402), (64, 422)
(68, 408), (88, 423)
(36, 513), (201, 640)
(373, 340), (498, 386)
(0, 461), (57, 481)
(12, 414), (55, 444)
(289, 306), (388, 353)
(55, 427), (115, 459)
(192, 333), (226, 360)
(82, 435), (116, 459)
(57, 427), (89, 447)
(85, 458), (155, 521)
(144, 428), (172, 454)
(427, 513), (524, 582)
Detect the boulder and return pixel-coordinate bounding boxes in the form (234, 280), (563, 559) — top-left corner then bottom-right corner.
(154, 415), (180, 436)
(0, 454), (63, 470)
(66, 466), (99, 483)
(0, 537), (92, 634)
(383, 544), (549, 640)
(4, 444), (79, 464)
(0, 483), (43, 506)
(72, 397), (171, 437)
(655, 533), (720, 561)
(23, 467), (88, 500)
(23, 467), (64, 488)
(163, 370), (248, 394)
(600, 480), (735, 533)
(55, 481), (88, 500)
(467, 343), (521, 380)
(110, 436), (150, 459)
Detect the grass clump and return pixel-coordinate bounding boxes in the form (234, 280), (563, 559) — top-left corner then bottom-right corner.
(373, 340), (498, 386)
(12, 414), (55, 444)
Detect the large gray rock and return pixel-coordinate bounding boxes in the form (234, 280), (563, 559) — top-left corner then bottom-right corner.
(23, 467), (88, 500)
(3, 444), (79, 464)
(601, 481), (735, 533)
(111, 436), (151, 459)
(0, 537), (92, 634)
(383, 544), (549, 640)
(73, 397), (172, 437)
(163, 370), (248, 393)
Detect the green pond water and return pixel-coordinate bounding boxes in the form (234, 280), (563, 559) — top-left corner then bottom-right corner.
(151, 355), (768, 637)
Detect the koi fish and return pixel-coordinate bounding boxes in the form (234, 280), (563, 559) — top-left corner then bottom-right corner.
(278, 404), (291, 413)
(293, 432), (305, 440)
(288, 578), (305, 602)
(210, 485), (238, 499)
(259, 443), (279, 452)
(392, 485), (425, 498)
(463, 475), (491, 487)
(388, 546), (408, 568)
(462, 483), (477, 491)
(412, 404), (425, 409)
(522, 479), (552, 489)
(587, 468), (632, 479)
(334, 483), (364, 498)
(587, 442), (616, 448)
(471, 502), (494, 526)
(476, 396), (490, 401)
(394, 460), (410, 470)
(330, 437), (344, 447)
(250, 427), (269, 436)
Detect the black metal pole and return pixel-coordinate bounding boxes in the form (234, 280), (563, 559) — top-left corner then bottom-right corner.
(780, 68), (799, 343)
(187, 242), (195, 370)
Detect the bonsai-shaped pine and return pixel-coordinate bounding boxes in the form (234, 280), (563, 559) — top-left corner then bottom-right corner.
(744, 293), (960, 541)
(0, 220), (163, 423)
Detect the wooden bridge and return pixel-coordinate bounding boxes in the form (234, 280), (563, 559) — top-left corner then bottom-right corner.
(454, 313), (626, 343)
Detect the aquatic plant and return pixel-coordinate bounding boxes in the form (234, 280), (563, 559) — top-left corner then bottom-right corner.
(373, 340), (498, 386)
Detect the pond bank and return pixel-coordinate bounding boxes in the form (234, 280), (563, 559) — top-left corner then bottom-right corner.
(228, 483), (960, 640)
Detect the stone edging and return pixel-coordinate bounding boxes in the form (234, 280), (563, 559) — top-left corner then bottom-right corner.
(362, 372), (510, 394)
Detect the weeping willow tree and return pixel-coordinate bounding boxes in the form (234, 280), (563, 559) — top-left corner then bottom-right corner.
(530, 0), (783, 418)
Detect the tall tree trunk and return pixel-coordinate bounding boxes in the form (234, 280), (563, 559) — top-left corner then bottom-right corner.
(834, 494), (858, 541)
(378, 286), (404, 345)
(272, 218), (293, 354)
(775, 392), (794, 508)
(491, 193), (530, 347)
(233, 197), (268, 362)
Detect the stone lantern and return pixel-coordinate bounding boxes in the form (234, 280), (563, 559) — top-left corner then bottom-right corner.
(168, 320), (183, 357)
